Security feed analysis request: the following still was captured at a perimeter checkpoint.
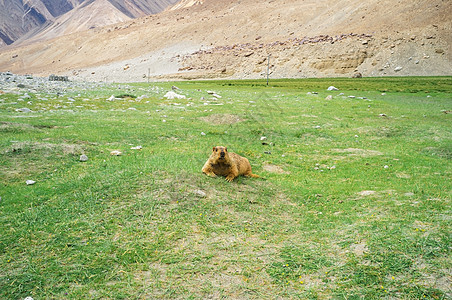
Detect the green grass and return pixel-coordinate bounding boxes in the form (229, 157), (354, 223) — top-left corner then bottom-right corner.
(1, 77), (451, 299)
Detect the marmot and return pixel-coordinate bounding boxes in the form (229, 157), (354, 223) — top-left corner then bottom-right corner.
(202, 146), (260, 182)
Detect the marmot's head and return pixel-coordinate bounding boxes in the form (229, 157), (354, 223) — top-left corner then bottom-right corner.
(212, 146), (229, 161)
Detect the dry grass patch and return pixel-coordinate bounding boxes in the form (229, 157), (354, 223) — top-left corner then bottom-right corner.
(200, 113), (244, 125)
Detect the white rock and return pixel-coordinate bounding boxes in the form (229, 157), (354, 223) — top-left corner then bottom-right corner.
(80, 154), (88, 162)
(384, 165), (389, 169)
(107, 95), (115, 101)
(24, 297), (34, 300)
(193, 190), (207, 197)
(16, 108), (32, 113)
(130, 146), (142, 150)
(26, 180), (36, 185)
(325, 95), (333, 100)
(201, 132), (206, 136)
(164, 91), (186, 100)
(110, 150), (122, 156)
(327, 86), (339, 91)
(394, 66), (403, 72)
(260, 136), (267, 141)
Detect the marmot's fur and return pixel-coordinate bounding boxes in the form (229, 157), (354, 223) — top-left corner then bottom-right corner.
(202, 146), (260, 182)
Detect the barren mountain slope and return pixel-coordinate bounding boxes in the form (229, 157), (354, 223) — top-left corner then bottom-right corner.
(0, 0), (179, 47)
(0, 0), (450, 80)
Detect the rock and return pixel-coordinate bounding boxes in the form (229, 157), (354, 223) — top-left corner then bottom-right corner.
(171, 85), (180, 90)
(352, 72), (363, 78)
(379, 113), (387, 117)
(327, 86), (339, 91)
(110, 150), (122, 156)
(16, 107), (32, 113)
(200, 132), (206, 136)
(260, 136), (267, 141)
(325, 95), (333, 100)
(80, 154), (88, 162)
(107, 95), (115, 101)
(24, 297), (34, 300)
(348, 95), (356, 98)
(193, 189), (207, 197)
(130, 146), (142, 150)
(384, 165), (389, 169)
(394, 66), (403, 72)
(26, 180), (36, 185)
(164, 91), (186, 100)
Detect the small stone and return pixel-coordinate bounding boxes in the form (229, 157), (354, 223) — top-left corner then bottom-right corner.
(107, 95), (115, 101)
(327, 86), (339, 91)
(379, 113), (387, 117)
(80, 154), (88, 162)
(201, 132), (206, 136)
(130, 146), (142, 150)
(325, 95), (333, 100)
(348, 95), (356, 98)
(394, 66), (403, 72)
(384, 165), (389, 169)
(24, 297), (34, 300)
(260, 136), (267, 141)
(110, 150), (122, 156)
(193, 190), (207, 197)
(26, 180), (36, 185)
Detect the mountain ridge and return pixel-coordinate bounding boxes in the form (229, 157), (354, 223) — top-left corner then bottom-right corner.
(0, 0), (179, 47)
(0, 0), (450, 80)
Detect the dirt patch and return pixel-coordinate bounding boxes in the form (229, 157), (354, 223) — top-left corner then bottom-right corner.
(263, 164), (289, 174)
(333, 148), (383, 157)
(350, 242), (369, 256)
(6, 141), (84, 156)
(200, 114), (244, 125)
(357, 190), (377, 197)
(0, 122), (42, 132)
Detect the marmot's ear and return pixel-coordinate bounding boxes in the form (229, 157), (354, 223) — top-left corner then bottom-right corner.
(225, 147), (227, 152)
(213, 147), (216, 152)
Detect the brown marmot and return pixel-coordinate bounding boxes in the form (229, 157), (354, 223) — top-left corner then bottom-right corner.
(202, 146), (260, 182)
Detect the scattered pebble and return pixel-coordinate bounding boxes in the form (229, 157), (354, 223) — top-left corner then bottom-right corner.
(80, 154), (88, 162)
(327, 86), (339, 91)
(384, 165), (389, 169)
(26, 180), (36, 185)
(110, 150), (122, 156)
(201, 132), (206, 136)
(260, 136), (267, 141)
(130, 146), (142, 150)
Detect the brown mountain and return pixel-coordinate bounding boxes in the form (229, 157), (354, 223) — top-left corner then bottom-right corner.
(0, 0), (179, 47)
(0, 0), (450, 80)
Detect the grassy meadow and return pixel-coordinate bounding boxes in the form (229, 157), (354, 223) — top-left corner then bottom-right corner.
(0, 77), (451, 299)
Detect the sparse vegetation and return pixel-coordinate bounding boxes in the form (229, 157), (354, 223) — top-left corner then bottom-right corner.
(0, 77), (451, 299)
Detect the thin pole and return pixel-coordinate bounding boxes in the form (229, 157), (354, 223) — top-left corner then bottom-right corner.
(266, 54), (271, 86)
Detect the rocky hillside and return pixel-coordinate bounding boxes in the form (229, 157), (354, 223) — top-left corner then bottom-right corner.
(0, 0), (179, 47)
(0, 0), (450, 81)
